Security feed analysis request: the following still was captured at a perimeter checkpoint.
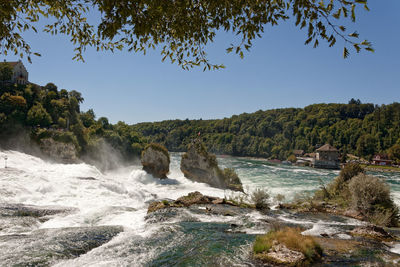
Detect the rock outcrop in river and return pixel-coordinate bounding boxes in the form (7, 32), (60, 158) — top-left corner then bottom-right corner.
(141, 143), (170, 178)
(180, 141), (243, 191)
(39, 138), (78, 163)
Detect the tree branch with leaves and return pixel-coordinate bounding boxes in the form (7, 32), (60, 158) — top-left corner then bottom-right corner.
(0, 0), (374, 69)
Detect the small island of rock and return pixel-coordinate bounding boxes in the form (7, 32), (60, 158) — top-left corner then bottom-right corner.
(180, 140), (243, 192)
(141, 143), (170, 179)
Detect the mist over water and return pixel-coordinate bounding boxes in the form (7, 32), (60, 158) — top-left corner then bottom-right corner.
(1, 150), (400, 266)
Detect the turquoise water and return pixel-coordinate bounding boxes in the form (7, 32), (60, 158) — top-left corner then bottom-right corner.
(172, 153), (400, 205)
(2, 150), (400, 266)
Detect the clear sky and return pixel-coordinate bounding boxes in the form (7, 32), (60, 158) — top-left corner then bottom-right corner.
(3, 0), (399, 124)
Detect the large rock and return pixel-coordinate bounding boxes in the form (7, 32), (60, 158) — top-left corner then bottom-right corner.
(141, 143), (170, 179)
(265, 241), (305, 265)
(39, 138), (78, 163)
(147, 191), (234, 214)
(180, 141), (243, 191)
(0, 226), (123, 266)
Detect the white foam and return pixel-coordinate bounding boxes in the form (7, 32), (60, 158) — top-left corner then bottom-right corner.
(390, 243), (400, 254)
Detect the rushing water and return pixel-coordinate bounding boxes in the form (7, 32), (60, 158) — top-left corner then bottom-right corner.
(0, 150), (400, 266)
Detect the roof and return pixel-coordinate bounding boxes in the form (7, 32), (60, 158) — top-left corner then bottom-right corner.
(1, 61), (20, 67)
(293, 149), (304, 154)
(373, 154), (389, 160)
(316, 144), (338, 152)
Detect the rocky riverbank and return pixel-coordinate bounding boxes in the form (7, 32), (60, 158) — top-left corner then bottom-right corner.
(146, 191), (400, 266)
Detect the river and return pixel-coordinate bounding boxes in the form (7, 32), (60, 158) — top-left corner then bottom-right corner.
(0, 150), (399, 266)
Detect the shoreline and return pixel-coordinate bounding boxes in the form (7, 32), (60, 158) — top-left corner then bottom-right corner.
(363, 165), (400, 173)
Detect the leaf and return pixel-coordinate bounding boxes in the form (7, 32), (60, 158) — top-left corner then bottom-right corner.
(351, 4), (356, 22)
(333, 9), (341, 19)
(348, 32), (359, 38)
(343, 47), (349, 59)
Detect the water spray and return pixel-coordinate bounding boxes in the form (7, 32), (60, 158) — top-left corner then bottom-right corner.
(4, 155), (7, 168)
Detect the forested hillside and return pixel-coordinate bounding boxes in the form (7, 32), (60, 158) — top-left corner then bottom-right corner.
(132, 100), (400, 162)
(0, 64), (146, 163)
(1, 59), (399, 164)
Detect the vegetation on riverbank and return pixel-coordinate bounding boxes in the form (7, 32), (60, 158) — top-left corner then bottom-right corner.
(2, 74), (400, 168)
(132, 101), (400, 161)
(282, 163), (399, 227)
(0, 80), (147, 164)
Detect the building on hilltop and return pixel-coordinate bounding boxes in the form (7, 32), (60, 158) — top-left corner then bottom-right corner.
(312, 144), (340, 169)
(1, 60), (29, 85)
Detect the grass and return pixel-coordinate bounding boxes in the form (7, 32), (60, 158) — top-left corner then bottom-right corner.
(253, 227), (322, 265)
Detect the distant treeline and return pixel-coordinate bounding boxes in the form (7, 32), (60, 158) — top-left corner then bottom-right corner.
(131, 100), (400, 162)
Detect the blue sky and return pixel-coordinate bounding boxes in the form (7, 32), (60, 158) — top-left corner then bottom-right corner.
(3, 0), (400, 124)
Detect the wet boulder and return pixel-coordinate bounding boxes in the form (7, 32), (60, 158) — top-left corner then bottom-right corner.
(180, 141), (243, 192)
(147, 191), (225, 213)
(0, 226), (123, 266)
(0, 203), (77, 218)
(350, 225), (394, 240)
(141, 143), (170, 179)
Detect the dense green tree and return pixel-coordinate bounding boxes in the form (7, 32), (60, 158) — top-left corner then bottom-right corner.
(80, 109), (96, 128)
(0, 63), (13, 81)
(69, 90), (84, 104)
(388, 144), (400, 163)
(44, 83), (58, 94)
(26, 103), (52, 127)
(0, 93), (27, 114)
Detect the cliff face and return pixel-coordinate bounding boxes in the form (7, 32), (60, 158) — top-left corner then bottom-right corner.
(141, 144), (170, 179)
(180, 141), (243, 192)
(39, 138), (78, 163)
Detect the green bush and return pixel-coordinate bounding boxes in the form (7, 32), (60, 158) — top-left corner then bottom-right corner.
(251, 188), (270, 210)
(340, 163), (364, 182)
(349, 174), (399, 226)
(220, 167), (240, 184)
(34, 129), (80, 152)
(287, 154), (297, 163)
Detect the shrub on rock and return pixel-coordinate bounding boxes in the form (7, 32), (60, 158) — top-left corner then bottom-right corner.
(311, 163), (399, 227)
(349, 173), (399, 226)
(180, 141), (243, 192)
(250, 188), (270, 210)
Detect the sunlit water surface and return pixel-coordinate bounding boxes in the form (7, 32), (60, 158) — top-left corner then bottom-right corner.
(0, 150), (399, 266)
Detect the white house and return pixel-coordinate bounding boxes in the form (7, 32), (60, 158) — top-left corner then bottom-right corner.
(2, 60), (29, 85)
